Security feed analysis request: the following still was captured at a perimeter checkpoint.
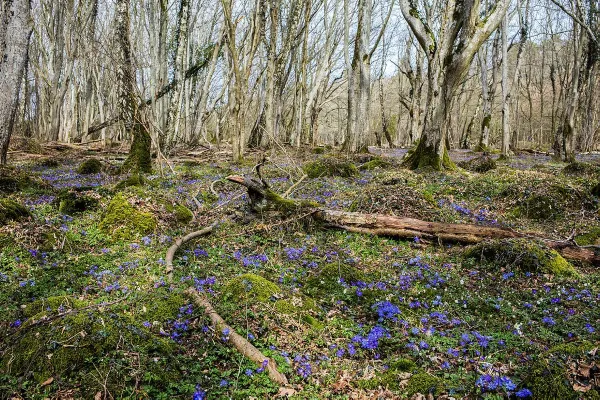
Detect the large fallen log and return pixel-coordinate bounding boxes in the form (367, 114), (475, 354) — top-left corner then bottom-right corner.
(226, 175), (600, 266)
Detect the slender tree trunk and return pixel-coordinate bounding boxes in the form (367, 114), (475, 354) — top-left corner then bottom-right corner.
(0, 0), (31, 165)
(165, 0), (191, 152)
(500, 15), (510, 158)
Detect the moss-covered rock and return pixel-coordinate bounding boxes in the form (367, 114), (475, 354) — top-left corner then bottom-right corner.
(115, 173), (145, 189)
(458, 154), (497, 173)
(223, 273), (281, 303)
(303, 157), (359, 178)
(138, 293), (187, 323)
(312, 147), (326, 154)
(404, 372), (444, 396)
(359, 157), (392, 171)
(524, 341), (599, 400)
(0, 198), (30, 224)
(56, 190), (99, 214)
(77, 158), (102, 175)
(0, 166), (39, 193)
(465, 239), (577, 276)
(174, 204), (193, 224)
(303, 263), (365, 297)
(98, 193), (157, 240)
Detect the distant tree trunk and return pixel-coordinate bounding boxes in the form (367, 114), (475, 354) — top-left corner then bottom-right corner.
(561, 24), (585, 162)
(165, 0), (191, 152)
(500, 14), (510, 158)
(117, 0), (152, 172)
(0, 0), (31, 165)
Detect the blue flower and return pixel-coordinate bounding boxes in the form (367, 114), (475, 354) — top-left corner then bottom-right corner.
(515, 388), (533, 398)
(374, 301), (400, 320)
(192, 385), (206, 400)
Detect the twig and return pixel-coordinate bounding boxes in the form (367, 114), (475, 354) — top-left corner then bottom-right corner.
(282, 174), (307, 198)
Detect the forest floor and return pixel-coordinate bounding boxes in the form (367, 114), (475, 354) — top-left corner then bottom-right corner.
(1, 144), (599, 399)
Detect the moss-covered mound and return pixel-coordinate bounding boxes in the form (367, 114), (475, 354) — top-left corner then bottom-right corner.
(303, 157), (359, 178)
(523, 341), (600, 399)
(458, 154), (497, 173)
(304, 264), (365, 297)
(1, 306), (175, 386)
(21, 295), (87, 318)
(56, 190), (99, 214)
(0, 198), (30, 224)
(77, 158), (102, 175)
(0, 166), (40, 193)
(98, 193), (157, 239)
(511, 183), (595, 221)
(404, 373), (444, 396)
(359, 157), (392, 171)
(223, 273), (281, 303)
(562, 162), (600, 176)
(115, 173), (145, 189)
(575, 227), (600, 246)
(465, 239), (577, 276)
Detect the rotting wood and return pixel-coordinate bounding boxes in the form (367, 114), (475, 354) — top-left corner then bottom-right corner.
(226, 174), (600, 266)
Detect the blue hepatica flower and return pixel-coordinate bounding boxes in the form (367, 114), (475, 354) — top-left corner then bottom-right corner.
(192, 385), (206, 400)
(476, 374), (517, 392)
(515, 388), (533, 398)
(374, 301), (400, 320)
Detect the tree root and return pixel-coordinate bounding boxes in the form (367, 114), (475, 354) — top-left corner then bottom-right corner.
(164, 221), (289, 386)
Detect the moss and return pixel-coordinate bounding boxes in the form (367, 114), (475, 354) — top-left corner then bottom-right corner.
(21, 295), (87, 318)
(575, 227), (600, 246)
(359, 157), (392, 171)
(592, 182), (600, 197)
(115, 173), (145, 189)
(457, 155), (497, 173)
(173, 204), (193, 224)
(0, 166), (38, 193)
(525, 341), (598, 400)
(301, 315), (324, 330)
(36, 158), (60, 168)
(402, 139), (456, 171)
(465, 239), (577, 276)
(303, 157), (359, 178)
(562, 161), (600, 176)
(404, 373), (444, 396)
(312, 147), (326, 154)
(0, 198), (30, 224)
(56, 190), (99, 214)
(304, 263), (365, 297)
(98, 193), (157, 240)
(139, 293), (187, 323)
(2, 308), (174, 384)
(223, 273), (281, 303)
(77, 159), (102, 175)
(122, 125), (152, 173)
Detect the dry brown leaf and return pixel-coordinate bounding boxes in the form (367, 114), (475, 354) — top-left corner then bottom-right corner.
(573, 382), (591, 392)
(40, 377), (53, 387)
(94, 392), (102, 400)
(275, 387), (297, 398)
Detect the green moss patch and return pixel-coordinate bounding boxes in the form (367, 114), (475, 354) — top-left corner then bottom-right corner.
(56, 190), (99, 214)
(98, 193), (157, 240)
(0, 198), (31, 224)
(562, 162), (600, 176)
(465, 239), (577, 276)
(2, 308), (174, 385)
(303, 157), (359, 178)
(21, 295), (87, 318)
(115, 173), (145, 189)
(404, 373), (444, 396)
(458, 154), (497, 173)
(359, 157), (392, 171)
(77, 159), (103, 175)
(575, 227), (600, 246)
(223, 273), (281, 303)
(524, 341), (599, 400)
(304, 264), (365, 297)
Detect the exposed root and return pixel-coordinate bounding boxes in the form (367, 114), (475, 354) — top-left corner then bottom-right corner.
(164, 221), (289, 386)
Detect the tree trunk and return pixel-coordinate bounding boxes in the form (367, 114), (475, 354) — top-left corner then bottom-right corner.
(0, 0), (31, 165)
(500, 14), (510, 158)
(165, 0), (191, 152)
(116, 0), (152, 173)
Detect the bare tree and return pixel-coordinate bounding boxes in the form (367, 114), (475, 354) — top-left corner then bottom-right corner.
(399, 0), (510, 169)
(0, 0), (32, 164)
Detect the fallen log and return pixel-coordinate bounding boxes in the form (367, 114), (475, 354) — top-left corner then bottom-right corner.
(226, 175), (600, 266)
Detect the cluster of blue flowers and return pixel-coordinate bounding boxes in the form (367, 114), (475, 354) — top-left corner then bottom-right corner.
(374, 301), (400, 321)
(351, 326), (389, 350)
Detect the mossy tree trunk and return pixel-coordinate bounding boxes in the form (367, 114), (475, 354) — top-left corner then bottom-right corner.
(116, 0), (152, 173)
(398, 0), (510, 170)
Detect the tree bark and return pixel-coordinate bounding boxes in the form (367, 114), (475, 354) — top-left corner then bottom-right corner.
(0, 0), (31, 165)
